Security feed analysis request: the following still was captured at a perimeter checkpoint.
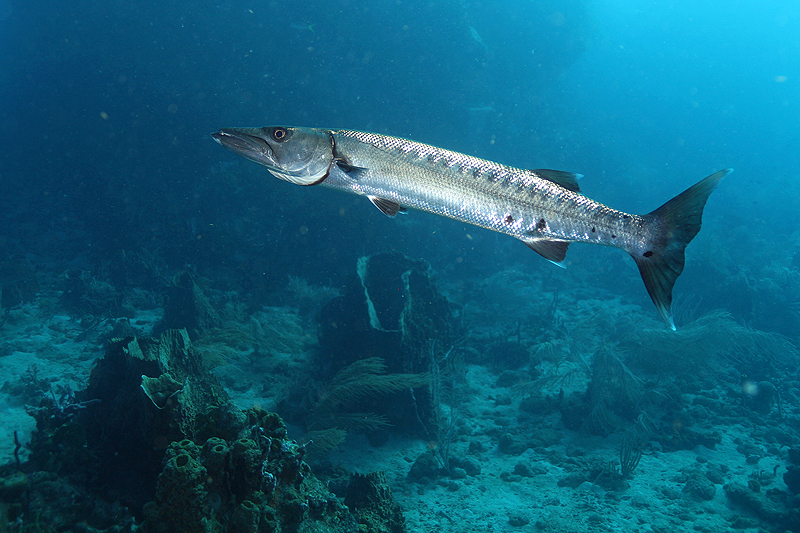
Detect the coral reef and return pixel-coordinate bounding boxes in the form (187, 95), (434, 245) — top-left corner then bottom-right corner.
(344, 472), (406, 533)
(156, 270), (220, 338)
(71, 328), (230, 507)
(319, 253), (457, 375)
(312, 253), (459, 440)
(0, 469), (135, 532)
(5, 327), (405, 533)
(141, 408), (357, 533)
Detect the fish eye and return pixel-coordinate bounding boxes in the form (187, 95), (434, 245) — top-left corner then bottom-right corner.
(271, 127), (289, 142)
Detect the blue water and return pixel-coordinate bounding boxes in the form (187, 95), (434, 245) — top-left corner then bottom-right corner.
(1, 0), (800, 529)
(2, 0), (797, 323)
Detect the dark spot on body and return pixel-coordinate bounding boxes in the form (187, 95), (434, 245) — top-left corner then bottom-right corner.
(623, 215), (630, 219)
(536, 218), (547, 230)
(591, 227), (596, 233)
(611, 234), (616, 239)
(504, 215), (514, 224)
(643, 251), (654, 257)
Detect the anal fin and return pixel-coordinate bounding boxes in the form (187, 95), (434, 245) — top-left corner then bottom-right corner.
(524, 239), (569, 267)
(368, 196), (407, 217)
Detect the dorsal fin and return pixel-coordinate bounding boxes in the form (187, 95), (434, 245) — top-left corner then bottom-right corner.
(368, 196), (407, 217)
(532, 169), (582, 193)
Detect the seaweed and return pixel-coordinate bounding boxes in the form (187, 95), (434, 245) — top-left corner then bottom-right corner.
(512, 339), (589, 400)
(426, 343), (464, 473)
(247, 306), (310, 356)
(622, 310), (798, 381)
(60, 269), (121, 318)
(193, 326), (257, 368)
(308, 358), (429, 432)
(575, 344), (644, 436)
(286, 275), (341, 318)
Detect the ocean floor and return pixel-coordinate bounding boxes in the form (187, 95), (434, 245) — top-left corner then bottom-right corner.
(326, 366), (786, 533)
(1, 266), (798, 533)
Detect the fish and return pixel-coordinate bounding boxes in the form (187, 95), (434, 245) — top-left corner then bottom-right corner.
(211, 126), (729, 329)
(290, 22), (316, 33)
(469, 26), (488, 50)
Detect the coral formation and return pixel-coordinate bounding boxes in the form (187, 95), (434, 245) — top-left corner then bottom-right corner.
(142, 407), (357, 533)
(72, 328), (228, 506)
(344, 472), (406, 533)
(156, 271), (220, 338)
(5, 325), (407, 533)
(312, 253), (459, 442)
(319, 253), (457, 375)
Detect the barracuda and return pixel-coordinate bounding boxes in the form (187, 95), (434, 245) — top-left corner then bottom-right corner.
(212, 126), (729, 329)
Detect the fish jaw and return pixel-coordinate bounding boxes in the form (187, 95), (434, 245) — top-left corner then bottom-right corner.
(212, 127), (334, 185)
(211, 128), (279, 168)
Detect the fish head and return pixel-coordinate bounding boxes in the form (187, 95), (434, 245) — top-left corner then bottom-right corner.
(212, 127), (333, 185)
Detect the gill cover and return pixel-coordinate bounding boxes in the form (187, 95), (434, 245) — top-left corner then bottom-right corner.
(212, 127), (334, 185)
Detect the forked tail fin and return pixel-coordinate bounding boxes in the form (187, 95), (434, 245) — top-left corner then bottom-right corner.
(633, 169), (730, 330)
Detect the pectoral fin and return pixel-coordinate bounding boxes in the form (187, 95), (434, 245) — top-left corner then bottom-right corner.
(336, 161), (369, 176)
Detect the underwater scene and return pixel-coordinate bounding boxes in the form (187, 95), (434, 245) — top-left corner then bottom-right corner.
(1, 0), (800, 531)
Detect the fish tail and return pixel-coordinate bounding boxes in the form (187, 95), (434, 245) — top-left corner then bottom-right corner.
(633, 169), (730, 330)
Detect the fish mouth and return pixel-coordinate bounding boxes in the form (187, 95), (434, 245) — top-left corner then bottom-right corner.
(211, 128), (275, 167)
(211, 128), (321, 181)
